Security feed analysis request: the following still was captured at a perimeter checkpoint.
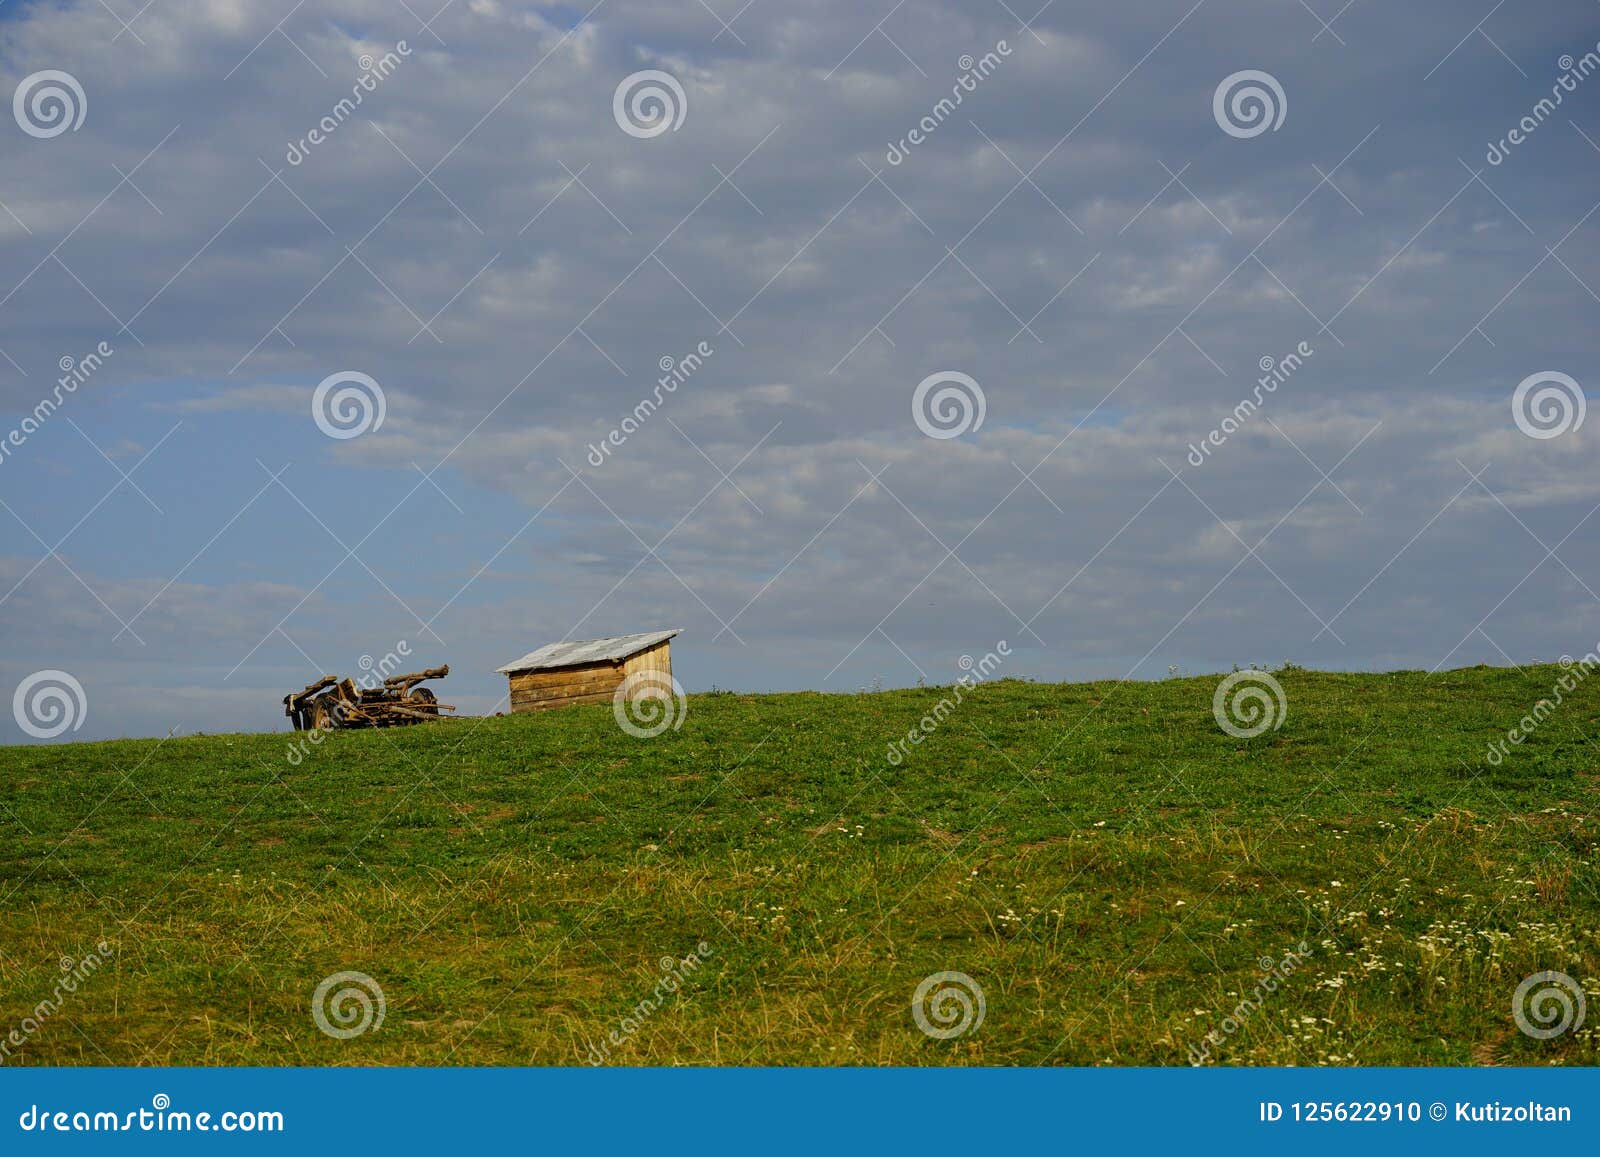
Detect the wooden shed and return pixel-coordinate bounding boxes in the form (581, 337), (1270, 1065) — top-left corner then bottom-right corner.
(496, 629), (680, 714)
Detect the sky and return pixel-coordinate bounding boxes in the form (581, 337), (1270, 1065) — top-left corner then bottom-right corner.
(0, 0), (1597, 742)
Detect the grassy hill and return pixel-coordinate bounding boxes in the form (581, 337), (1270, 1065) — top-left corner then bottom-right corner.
(1, 665), (1596, 1066)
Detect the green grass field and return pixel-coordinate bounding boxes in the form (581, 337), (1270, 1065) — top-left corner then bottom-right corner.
(1, 665), (1597, 1066)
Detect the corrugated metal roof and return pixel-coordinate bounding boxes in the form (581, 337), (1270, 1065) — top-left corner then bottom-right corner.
(496, 629), (680, 674)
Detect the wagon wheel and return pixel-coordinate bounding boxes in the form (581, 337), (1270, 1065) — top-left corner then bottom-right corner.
(405, 687), (439, 717)
(307, 697), (338, 731)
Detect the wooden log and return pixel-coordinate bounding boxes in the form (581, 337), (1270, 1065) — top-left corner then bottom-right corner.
(384, 664), (448, 687)
(284, 675), (336, 713)
(376, 703), (455, 721)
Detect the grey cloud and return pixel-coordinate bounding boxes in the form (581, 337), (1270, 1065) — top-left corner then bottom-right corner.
(1, 0), (1597, 739)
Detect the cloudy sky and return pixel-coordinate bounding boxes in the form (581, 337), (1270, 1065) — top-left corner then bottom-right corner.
(1, 0), (1596, 742)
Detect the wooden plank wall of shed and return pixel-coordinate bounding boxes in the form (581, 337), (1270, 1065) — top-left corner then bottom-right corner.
(506, 641), (671, 713)
(508, 660), (624, 712)
(620, 640), (672, 681)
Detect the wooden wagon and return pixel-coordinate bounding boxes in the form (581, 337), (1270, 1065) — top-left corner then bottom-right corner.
(283, 665), (454, 730)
